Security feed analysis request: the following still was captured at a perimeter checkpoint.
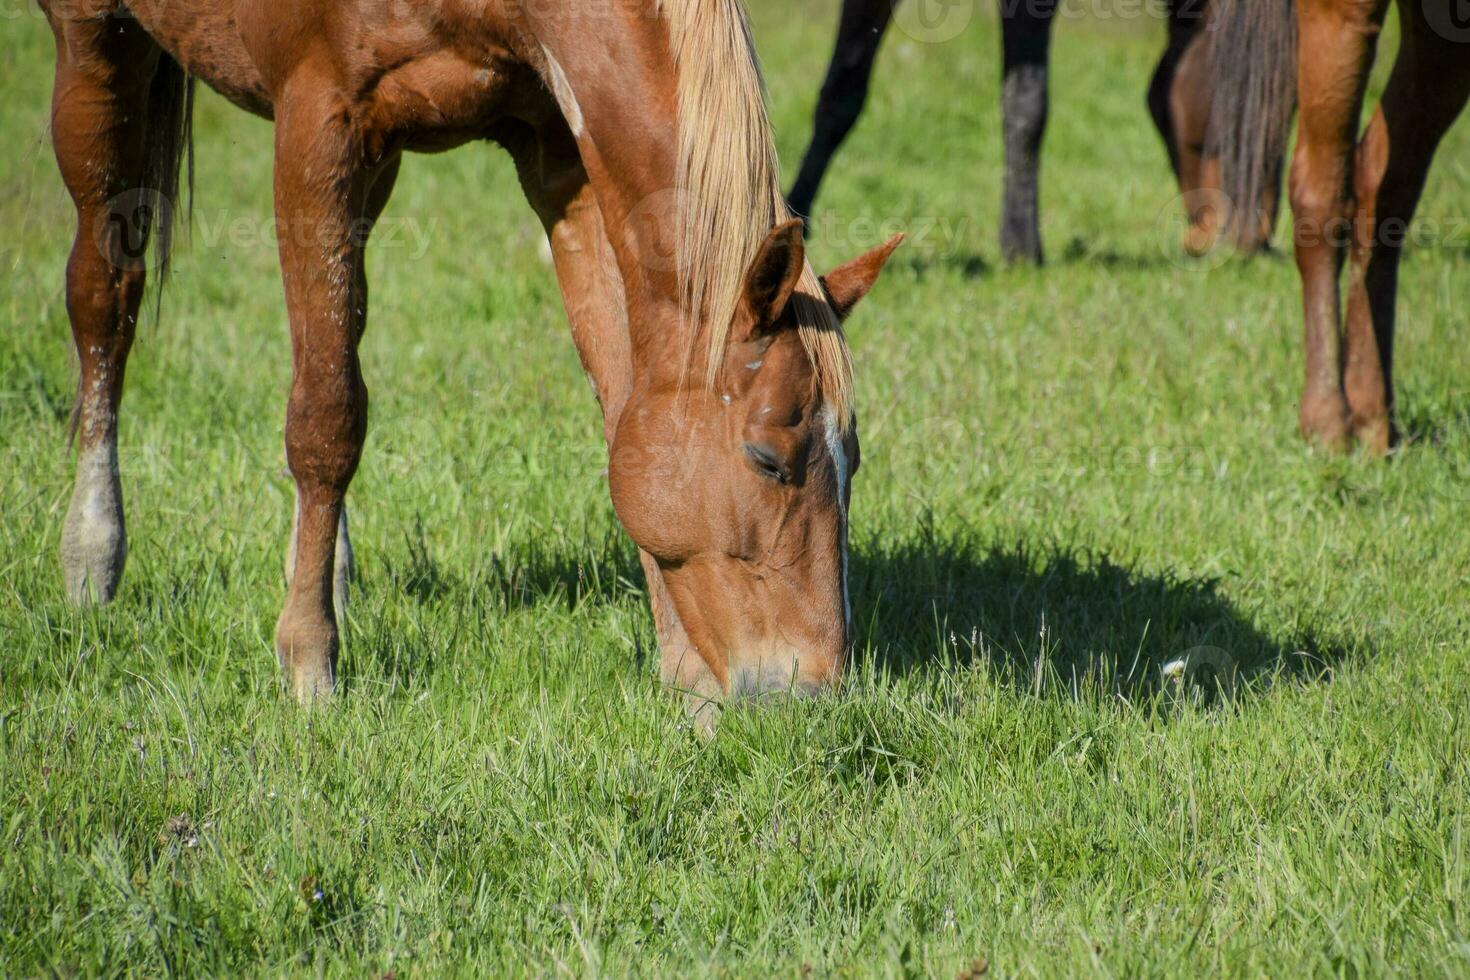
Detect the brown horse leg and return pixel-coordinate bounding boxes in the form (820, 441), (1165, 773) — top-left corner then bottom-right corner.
(787, 0), (893, 222)
(1288, 0), (1389, 450)
(1342, 14), (1470, 454)
(271, 78), (387, 701)
(507, 122), (722, 730)
(46, 14), (162, 604)
(1151, 0), (1212, 251)
(999, 0), (1057, 264)
(283, 157), (399, 619)
(1159, 21), (1218, 253)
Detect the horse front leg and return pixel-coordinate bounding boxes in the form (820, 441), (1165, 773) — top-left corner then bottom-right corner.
(1288, 0), (1388, 450)
(283, 157), (400, 621)
(271, 79), (389, 701)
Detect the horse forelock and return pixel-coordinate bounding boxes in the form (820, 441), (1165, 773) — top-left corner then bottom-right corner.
(659, 0), (854, 431)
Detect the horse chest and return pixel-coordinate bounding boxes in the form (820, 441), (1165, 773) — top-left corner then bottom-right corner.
(359, 49), (533, 156)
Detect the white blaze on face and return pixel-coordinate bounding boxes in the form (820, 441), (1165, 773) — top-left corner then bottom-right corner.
(821, 407), (852, 632)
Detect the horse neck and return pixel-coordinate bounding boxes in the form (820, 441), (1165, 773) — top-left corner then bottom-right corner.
(526, 7), (693, 382)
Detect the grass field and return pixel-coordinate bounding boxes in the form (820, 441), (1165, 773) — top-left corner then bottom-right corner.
(4, 1), (1470, 974)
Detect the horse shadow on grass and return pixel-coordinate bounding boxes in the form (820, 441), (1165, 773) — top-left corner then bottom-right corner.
(358, 513), (1350, 700)
(848, 522), (1349, 699)
(1398, 402), (1470, 450)
(373, 515), (641, 611)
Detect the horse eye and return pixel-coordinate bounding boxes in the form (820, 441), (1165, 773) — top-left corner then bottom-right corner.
(743, 443), (788, 484)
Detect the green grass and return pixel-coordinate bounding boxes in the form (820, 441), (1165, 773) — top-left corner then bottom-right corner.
(4, 1), (1470, 974)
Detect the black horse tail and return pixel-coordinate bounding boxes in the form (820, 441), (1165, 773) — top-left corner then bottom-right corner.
(1205, 0), (1297, 245)
(143, 51), (196, 299)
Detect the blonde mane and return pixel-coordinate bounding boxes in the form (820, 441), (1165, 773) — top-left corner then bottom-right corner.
(659, 0), (854, 429)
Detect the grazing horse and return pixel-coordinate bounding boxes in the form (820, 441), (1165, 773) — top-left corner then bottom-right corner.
(1208, 0), (1470, 452)
(787, 0), (1275, 262)
(42, 0), (902, 719)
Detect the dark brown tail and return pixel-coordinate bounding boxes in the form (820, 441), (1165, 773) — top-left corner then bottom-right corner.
(144, 52), (196, 296)
(1205, 0), (1296, 244)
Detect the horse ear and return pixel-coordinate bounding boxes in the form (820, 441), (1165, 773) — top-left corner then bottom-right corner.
(737, 219), (806, 339)
(821, 233), (904, 321)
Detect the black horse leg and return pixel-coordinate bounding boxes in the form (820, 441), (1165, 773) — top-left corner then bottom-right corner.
(788, 0), (894, 222)
(999, 0), (1057, 264)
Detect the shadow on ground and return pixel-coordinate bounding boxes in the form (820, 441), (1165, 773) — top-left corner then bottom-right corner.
(1398, 402), (1470, 449)
(360, 513), (1350, 698)
(849, 518), (1348, 695)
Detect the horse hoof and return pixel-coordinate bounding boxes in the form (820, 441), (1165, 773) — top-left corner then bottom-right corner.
(290, 665), (335, 704)
(1181, 224), (1218, 258)
(60, 448), (127, 605)
(685, 697), (721, 737)
(1353, 416), (1395, 458)
(275, 608), (338, 704)
(1299, 392), (1353, 453)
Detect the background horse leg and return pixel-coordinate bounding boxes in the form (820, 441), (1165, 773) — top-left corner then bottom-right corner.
(272, 76), (389, 702)
(46, 13), (168, 604)
(508, 123), (723, 730)
(1288, 0), (1388, 449)
(1149, 0), (1215, 253)
(999, 0), (1057, 264)
(787, 0), (893, 222)
(1342, 8), (1470, 454)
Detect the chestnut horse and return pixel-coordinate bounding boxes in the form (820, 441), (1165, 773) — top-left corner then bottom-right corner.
(787, 0), (1275, 262)
(42, 0), (901, 720)
(1208, 0), (1470, 452)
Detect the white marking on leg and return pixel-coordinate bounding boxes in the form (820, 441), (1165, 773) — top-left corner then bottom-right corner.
(333, 505), (353, 621)
(61, 440), (127, 604)
(285, 490), (300, 587)
(540, 46), (584, 138)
